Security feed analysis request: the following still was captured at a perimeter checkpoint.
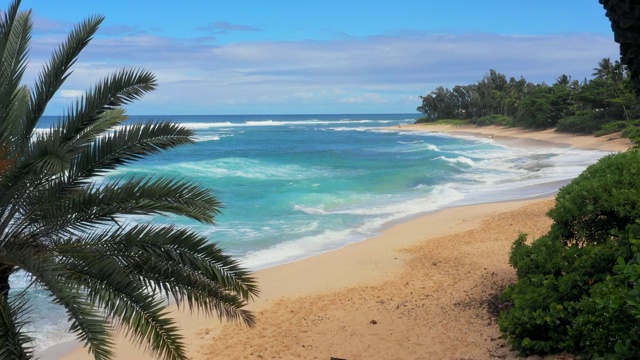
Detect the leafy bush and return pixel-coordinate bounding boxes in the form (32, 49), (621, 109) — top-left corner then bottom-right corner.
(594, 120), (631, 136)
(499, 150), (640, 358)
(431, 119), (469, 126)
(499, 273), (575, 355)
(593, 119), (640, 145)
(499, 229), (638, 357)
(415, 115), (437, 123)
(469, 115), (513, 127)
(570, 251), (640, 359)
(556, 110), (609, 134)
(622, 124), (640, 145)
(548, 149), (640, 246)
(508, 234), (570, 278)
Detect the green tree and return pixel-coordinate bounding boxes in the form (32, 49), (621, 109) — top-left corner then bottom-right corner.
(514, 85), (570, 129)
(0, 1), (258, 359)
(592, 58), (619, 80)
(554, 74), (571, 87)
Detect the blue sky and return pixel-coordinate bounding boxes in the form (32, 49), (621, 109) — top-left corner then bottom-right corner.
(17, 0), (620, 115)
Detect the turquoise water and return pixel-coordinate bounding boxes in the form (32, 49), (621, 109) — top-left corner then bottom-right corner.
(19, 113), (611, 351)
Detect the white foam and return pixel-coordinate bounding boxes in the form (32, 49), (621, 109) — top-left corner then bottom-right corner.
(193, 135), (221, 142)
(177, 119), (376, 129)
(294, 205), (327, 215)
(240, 228), (355, 270)
(435, 155), (476, 166)
(241, 185), (464, 270)
(113, 158), (331, 181)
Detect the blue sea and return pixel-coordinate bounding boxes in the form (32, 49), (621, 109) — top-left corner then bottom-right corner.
(17, 113), (611, 352)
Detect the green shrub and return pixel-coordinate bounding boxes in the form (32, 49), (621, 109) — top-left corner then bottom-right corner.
(622, 124), (640, 145)
(508, 234), (571, 278)
(556, 111), (609, 134)
(415, 115), (437, 123)
(595, 120), (630, 136)
(499, 150), (640, 358)
(548, 149), (640, 246)
(432, 119), (469, 126)
(499, 231), (637, 357)
(570, 236), (640, 359)
(470, 115), (514, 127)
(499, 273), (575, 355)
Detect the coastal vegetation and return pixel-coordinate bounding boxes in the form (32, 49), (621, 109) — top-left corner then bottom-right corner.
(415, 59), (640, 143)
(0, 1), (257, 359)
(498, 150), (640, 358)
(494, 3), (640, 357)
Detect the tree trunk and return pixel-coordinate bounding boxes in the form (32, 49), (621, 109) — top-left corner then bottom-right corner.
(623, 104), (630, 120)
(0, 264), (13, 300)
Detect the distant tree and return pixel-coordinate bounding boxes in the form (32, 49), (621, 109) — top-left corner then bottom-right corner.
(592, 58), (616, 79)
(555, 74), (572, 87)
(0, 1), (258, 359)
(515, 85), (570, 129)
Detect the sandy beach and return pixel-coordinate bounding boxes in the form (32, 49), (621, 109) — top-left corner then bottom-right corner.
(57, 125), (633, 360)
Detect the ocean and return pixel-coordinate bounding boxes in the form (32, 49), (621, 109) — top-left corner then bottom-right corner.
(17, 113), (611, 352)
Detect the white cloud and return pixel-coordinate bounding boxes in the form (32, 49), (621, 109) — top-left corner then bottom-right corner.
(339, 93), (389, 104)
(28, 31), (620, 115)
(59, 90), (84, 98)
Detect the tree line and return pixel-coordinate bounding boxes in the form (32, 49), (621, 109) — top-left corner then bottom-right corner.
(416, 58), (639, 136)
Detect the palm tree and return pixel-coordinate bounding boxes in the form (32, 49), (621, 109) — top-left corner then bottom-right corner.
(592, 57), (624, 83)
(0, 1), (258, 359)
(592, 58), (614, 79)
(554, 74), (571, 87)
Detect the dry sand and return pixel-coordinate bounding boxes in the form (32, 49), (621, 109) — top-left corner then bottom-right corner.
(58, 125), (633, 360)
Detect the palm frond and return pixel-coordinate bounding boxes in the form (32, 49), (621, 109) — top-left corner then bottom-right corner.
(59, 68), (156, 151)
(61, 257), (187, 360)
(0, 1), (30, 113)
(20, 175), (220, 242)
(55, 225), (258, 326)
(0, 3), (31, 155)
(109, 225), (258, 301)
(131, 256), (257, 327)
(2, 247), (114, 360)
(0, 292), (33, 360)
(0, 85), (29, 156)
(25, 14), (103, 142)
(0, 120), (195, 240)
(70, 121), (194, 180)
(0, 2), (258, 357)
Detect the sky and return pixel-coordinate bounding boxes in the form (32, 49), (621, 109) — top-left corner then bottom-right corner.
(15, 0), (621, 115)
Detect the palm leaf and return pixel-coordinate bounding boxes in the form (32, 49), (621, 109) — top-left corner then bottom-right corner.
(70, 121), (194, 180)
(0, 2), (258, 358)
(25, 15), (103, 143)
(56, 225), (258, 326)
(20, 176), (220, 243)
(2, 246), (114, 359)
(58, 68), (156, 151)
(60, 256), (186, 360)
(0, 2), (30, 120)
(0, 292), (33, 360)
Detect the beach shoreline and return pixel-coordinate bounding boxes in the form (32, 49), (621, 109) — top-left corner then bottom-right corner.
(396, 123), (633, 152)
(57, 125), (633, 360)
